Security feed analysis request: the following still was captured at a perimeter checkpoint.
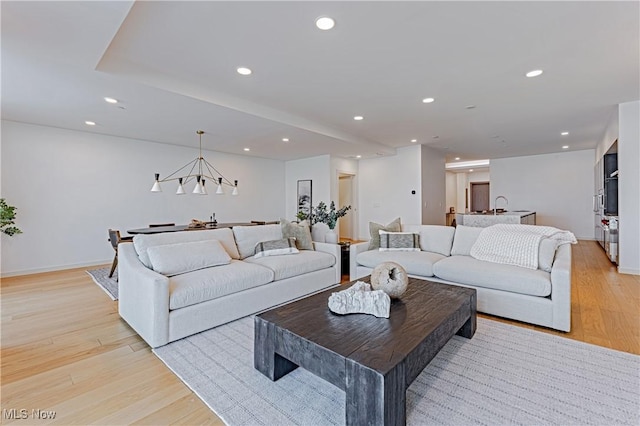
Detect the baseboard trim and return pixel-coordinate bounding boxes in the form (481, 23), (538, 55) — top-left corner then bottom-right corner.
(1, 259), (111, 278)
(617, 267), (640, 276)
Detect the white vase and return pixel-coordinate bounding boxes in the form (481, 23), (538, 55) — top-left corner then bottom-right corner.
(325, 229), (338, 244)
(311, 223), (329, 242)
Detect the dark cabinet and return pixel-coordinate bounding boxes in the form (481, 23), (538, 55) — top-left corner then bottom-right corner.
(604, 152), (618, 216)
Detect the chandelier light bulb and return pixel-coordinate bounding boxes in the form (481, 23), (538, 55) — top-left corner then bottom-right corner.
(201, 179), (208, 195)
(150, 173), (162, 192)
(193, 176), (203, 194)
(176, 178), (185, 195)
(216, 177), (224, 195)
(232, 180), (239, 196)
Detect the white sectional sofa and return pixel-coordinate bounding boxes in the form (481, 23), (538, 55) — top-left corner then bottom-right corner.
(350, 224), (572, 332)
(118, 224), (340, 348)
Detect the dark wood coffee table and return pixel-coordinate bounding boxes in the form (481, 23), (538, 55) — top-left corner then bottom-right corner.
(254, 276), (476, 426)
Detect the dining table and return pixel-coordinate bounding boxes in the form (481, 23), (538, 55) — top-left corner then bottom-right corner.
(127, 222), (257, 235)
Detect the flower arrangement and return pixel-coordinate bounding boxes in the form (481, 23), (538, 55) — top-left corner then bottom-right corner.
(311, 201), (351, 230)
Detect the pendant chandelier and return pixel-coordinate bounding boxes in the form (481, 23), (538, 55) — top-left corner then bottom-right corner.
(150, 130), (238, 196)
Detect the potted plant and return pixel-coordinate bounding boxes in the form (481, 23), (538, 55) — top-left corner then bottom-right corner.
(1, 198), (22, 236)
(296, 210), (310, 223)
(311, 201), (351, 243)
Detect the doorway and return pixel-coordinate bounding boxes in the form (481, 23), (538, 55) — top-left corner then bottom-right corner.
(338, 173), (355, 240)
(470, 182), (490, 212)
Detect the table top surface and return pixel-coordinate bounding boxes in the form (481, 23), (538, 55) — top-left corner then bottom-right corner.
(127, 222), (257, 234)
(256, 276), (476, 373)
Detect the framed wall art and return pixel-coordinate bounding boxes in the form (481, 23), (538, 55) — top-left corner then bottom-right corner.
(297, 180), (312, 219)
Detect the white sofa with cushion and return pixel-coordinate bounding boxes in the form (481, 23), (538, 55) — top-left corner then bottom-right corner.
(350, 224), (573, 332)
(119, 224), (340, 348)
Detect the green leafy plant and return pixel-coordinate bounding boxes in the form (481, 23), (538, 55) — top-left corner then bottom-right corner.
(311, 201), (351, 230)
(1, 198), (23, 236)
(296, 210), (309, 222)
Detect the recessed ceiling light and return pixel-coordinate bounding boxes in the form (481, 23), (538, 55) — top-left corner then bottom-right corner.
(469, 169), (474, 172)
(411, 139), (417, 143)
(422, 97), (435, 104)
(465, 105), (476, 109)
(353, 116), (364, 121)
(526, 69), (543, 78)
(356, 155), (362, 159)
(315, 16), (335, 30)
(561, 131), (569, 136)
(243, 148), (250, 151)
(104, 97), (118, 104)
(432, 135), (439, 139)
(562, 145), (569, 149)
(236, 67), (252, 75)
(85, 121), (96, 126)
(282, 138), (289, 142)
(455, 157), (460, 161)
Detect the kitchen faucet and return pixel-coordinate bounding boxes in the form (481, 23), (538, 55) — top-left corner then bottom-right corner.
(494, 196), (508, 215)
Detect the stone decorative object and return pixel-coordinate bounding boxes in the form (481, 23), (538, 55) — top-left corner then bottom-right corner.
(328, 281), (390, 318)
(370, 262), (408, 298)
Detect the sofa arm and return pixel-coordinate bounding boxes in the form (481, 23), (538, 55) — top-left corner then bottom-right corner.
(550, 243), (572, 332)
(314, 242), (342, 284)
(118, 243), (171, 348)
(349, 241), (370, 281)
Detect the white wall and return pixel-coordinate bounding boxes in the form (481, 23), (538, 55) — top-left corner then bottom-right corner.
(331, 157), (359, 237)
(617, 100), (640, 275)
(596, 107), (620, 161)
(338, 176), (354, 239)
(456, 173), (467, 213)
(421, 145), (446, 225)
(0, 121), (285, 276)
(445, 172), (457, 212)
(358, 145), (422, 239)
(490, 150), (595, 239)
(284, 155), (331, 221)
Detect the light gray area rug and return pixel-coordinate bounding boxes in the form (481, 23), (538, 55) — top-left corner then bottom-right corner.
(153, 316), (640, 426)
(86, 268), (118, 300)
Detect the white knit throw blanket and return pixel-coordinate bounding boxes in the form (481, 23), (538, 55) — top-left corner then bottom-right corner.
(469, 224), (577, 269)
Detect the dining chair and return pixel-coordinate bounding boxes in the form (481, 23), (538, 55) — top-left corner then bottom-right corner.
(108, 229), (133, 280)
(149, 223), (175, 228)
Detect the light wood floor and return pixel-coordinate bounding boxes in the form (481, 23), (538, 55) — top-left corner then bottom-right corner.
(1, 240), (638, 424)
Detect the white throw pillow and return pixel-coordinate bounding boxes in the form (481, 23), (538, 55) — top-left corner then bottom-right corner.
(451, 225), (484, 256)
(147, 239), (231, 276)
(538, 238), (559, 272)
(233, 224), (282, 259)
(402, 225), (455, 256)
(133, 228), (240, 268)
(378, 231), (420, 251)
(253, 237), (299, 258)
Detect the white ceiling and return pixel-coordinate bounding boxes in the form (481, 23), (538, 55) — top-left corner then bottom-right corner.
(2, 1), (638, 162)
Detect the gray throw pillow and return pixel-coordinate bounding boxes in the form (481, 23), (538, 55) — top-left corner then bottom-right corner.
(280, 218), (314, 250)
(254, 237), (299, 258)
(368, 218), (402, 250)
(379, 231), (420, 251)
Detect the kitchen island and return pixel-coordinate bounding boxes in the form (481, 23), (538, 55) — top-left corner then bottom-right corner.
(456, 211), (536, 227)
